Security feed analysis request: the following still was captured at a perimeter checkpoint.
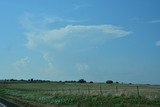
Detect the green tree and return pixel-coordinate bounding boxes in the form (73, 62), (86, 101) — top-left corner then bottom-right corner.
(78, 79), (86, 83)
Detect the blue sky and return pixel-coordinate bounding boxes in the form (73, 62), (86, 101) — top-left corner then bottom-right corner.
(0, 0), (160, 84)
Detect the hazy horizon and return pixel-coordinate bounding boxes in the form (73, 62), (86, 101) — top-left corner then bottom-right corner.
(0, 0), (160, 84)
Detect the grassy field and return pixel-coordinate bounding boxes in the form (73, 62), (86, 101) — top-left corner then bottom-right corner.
(0, 82), (160, 107)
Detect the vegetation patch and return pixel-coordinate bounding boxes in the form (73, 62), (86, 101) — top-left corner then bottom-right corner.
(1, 82), (160, 107)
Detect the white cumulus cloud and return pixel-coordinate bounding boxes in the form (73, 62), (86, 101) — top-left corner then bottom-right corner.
(12, 57), (30, 71)
(25, 25), (131, 50)
(148, 20), (160, 24)
(76, 63), (89, 73)
(43, 16), (78, 23)
(42, 53), (55, 72)
(20, 13), (132, 77)
(20, 12), (78, 31)
(155, 40), (160, 47)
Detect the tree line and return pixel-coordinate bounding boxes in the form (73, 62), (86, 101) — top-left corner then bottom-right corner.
(0, 79), (118, 84)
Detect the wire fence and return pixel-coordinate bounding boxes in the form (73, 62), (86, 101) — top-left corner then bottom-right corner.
(1, 82), (160, 99)
(45, 84), (160, 99)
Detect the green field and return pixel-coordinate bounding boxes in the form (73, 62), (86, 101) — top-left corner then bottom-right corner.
(0, 82), (160, 107)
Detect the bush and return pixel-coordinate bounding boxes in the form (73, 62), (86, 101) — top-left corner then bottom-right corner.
(89, 81), (94, 83)
(78, 79), (86, 83)
(106, 80), (113, 84)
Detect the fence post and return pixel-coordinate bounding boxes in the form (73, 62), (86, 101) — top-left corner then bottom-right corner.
(87, 85), (90, 95)
(55, 88), (58, 94)
(69, 88), (71, 94)
(116, 86), (118, 93)
(137, 86), (140, 97)
(99, 85), (103, 96)
(78, 88), (80, 94)
(61, 88), (64, 94)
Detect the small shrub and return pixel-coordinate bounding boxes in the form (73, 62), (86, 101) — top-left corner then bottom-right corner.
(78, 79), (86, 83)
(89, 81), (94, 83)
(106, 80), (113, 84)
